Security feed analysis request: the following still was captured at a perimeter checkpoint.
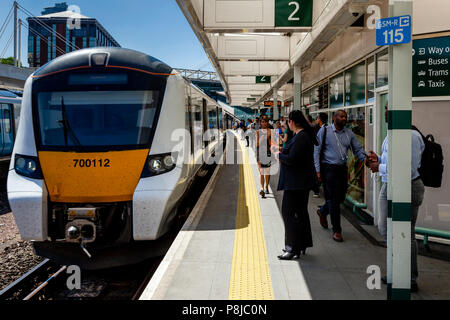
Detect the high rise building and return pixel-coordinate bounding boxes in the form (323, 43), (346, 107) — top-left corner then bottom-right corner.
(27, 7), (120, 67)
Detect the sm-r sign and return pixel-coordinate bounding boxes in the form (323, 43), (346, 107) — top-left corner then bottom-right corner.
(275, 0), (313, 27)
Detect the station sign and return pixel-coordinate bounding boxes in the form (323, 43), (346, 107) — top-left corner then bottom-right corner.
(376, 15), (411, 46)
(256, 76), (271, 84)
(275, 0), (313, 27)
(413, 36), (450, 97)
(264, 101), (282, 107)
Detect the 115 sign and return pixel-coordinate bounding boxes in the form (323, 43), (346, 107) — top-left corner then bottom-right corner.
(376, 15), (411, 46)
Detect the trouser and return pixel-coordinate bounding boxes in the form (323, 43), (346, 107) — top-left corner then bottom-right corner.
(281, 189), (313, 254)
(319, 163), (348, 233)
(378, 179), (425, 282)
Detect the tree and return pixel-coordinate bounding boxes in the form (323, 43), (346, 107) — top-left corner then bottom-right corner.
(0, 57), (23, 67)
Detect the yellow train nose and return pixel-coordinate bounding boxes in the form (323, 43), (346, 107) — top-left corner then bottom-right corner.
(38, 149), (149, 203)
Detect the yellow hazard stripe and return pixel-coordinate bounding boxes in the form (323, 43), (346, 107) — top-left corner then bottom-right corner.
(229, 137), (274, 300)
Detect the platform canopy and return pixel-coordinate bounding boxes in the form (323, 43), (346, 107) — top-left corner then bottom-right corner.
(176, 0), (372, 108)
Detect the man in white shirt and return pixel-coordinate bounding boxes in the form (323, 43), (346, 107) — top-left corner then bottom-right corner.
(367, 103), (425, 292)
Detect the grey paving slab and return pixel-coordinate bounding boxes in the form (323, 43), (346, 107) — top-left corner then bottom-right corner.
(209, 262), (232, 300)
(163, 261), (217, 300)
(151, 133), (450, 300)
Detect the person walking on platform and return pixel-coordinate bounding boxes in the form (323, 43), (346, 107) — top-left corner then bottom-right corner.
(312, 113), (329, 198)
(245, 119), (253, 147)
(256, 115), (272, 198)
(273, 110), (318, 260)
(366, 103), (425, 292)
(314, 109), (367, 242)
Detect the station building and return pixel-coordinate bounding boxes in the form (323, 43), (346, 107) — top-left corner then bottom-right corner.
(297, 0), (450, 237)
(27, 3), (120, 67)
(178, 0), (450, 239)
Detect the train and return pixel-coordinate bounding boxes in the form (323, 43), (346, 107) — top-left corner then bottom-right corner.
(0, 89), (22, 179)
(7, 47), (238, 269)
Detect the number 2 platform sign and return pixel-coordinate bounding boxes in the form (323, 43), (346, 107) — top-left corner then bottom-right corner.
(376, 15), (411, 46)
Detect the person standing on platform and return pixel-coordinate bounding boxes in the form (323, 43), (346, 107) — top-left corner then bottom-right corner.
(256, 115), (272, 198)
(312, 113), (329, 198)
(273, 110), (318, 260)
(314, 109), (367, 242)
(366, 103), (425, 292)
(254, 117), (261, 130)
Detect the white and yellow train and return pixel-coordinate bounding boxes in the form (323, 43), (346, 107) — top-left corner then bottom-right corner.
(7, 47), (236, 268)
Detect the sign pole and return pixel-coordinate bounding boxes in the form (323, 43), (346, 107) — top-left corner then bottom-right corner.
(294, 65), (301, 111)
(273, 89), (279, 121)
(388, 0), (413, 300)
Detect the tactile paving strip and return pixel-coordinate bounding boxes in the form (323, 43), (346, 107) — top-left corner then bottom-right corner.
(228, 138), (274, 300)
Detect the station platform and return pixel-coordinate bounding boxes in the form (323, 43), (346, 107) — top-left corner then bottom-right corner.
(139, 131), (450, 300)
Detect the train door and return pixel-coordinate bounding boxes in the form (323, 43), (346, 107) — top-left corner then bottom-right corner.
(372, 91), (389, 226)
(0, 104), (14, 156)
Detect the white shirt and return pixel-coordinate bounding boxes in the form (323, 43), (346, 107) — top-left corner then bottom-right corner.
(378, 130), (425, 183)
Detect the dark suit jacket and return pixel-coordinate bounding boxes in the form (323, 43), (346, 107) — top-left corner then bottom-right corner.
(277, 130), (317, 191)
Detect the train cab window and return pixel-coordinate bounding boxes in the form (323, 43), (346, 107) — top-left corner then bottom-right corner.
(36, 90), (160, 148)
(3, 109), (11, 133)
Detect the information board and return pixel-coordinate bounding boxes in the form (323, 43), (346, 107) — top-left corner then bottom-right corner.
(256, 76), (271, 84)
(413, 36), (450, 97)
(376, 15), (411, 46)
(275, 0), (313, 27)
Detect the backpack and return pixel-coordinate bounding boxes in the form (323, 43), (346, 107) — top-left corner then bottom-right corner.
(412, 126), (444, 188)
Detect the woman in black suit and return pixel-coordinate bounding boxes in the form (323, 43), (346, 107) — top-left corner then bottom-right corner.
(273, 110), (319, 260)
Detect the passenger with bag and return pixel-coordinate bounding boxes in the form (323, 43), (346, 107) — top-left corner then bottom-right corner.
(256, 115), (272, 198)
(272, 110), (319, 259)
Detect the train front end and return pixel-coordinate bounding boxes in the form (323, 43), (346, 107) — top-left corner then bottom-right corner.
(7, 48), (180, 268)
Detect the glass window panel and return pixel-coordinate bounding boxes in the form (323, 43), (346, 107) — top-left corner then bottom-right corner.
(345, 61), (366, 106)
(329, 73), (344, 108)
(377, 49), (389, 87)
(37, 91), (160, 147)
(367, 56), (375, 103)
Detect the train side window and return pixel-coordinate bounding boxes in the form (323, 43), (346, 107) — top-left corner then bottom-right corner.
(3, 109), (11, 133)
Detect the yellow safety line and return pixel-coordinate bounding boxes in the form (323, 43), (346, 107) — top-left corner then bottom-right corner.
(228, 137), (274, 300)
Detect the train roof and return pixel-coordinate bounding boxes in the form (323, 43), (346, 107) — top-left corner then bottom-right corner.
(32, 47), (174, 78)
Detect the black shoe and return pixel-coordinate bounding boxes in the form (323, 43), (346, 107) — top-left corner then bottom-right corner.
(282, 249), (306, 255)
(411, 282), (419, 293)
(277, 252), (299, 260)
(260, 190), (265, 198)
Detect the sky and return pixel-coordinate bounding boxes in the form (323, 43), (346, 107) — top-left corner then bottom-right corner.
(0, 0), (214, 71)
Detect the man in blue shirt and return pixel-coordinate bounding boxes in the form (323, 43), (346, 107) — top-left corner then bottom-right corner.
(314, 110), (367, 242)
(367, 103), (425, 292)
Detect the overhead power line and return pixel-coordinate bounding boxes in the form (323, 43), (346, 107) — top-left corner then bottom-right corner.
(0, 4), (14, 42)
(17, 3), (81, 52)
(0, 30), (14, 59)
(22, 20), (66, 57)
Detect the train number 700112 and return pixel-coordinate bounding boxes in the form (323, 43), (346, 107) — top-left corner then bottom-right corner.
(73, 159), (111, 168)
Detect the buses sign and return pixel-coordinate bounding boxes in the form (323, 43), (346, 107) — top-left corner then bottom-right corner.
(376, 15), (411, 46)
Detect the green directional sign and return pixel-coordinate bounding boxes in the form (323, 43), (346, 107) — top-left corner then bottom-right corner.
(256, 76), (271, 84)
(247, 97), (256, 102)
(275, 0), (313, 27)
(413, 36), (450, 97)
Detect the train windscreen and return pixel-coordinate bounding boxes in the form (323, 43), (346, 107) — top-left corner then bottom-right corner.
(36, 90), (160, 148)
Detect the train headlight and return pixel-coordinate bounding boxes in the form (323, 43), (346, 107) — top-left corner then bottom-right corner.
(141, 153), (177, 178)
(14, 154), (43, 179)
(163, 155), (174, 168)
(150, 159), (162, 171)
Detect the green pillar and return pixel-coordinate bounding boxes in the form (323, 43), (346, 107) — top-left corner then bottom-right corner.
(388, 0), (413, 301)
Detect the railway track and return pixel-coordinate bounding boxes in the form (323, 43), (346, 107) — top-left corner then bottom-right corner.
(0, 162), (217, 301)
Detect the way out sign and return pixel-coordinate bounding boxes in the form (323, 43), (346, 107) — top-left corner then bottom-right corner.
(376, 15), (411, 46)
